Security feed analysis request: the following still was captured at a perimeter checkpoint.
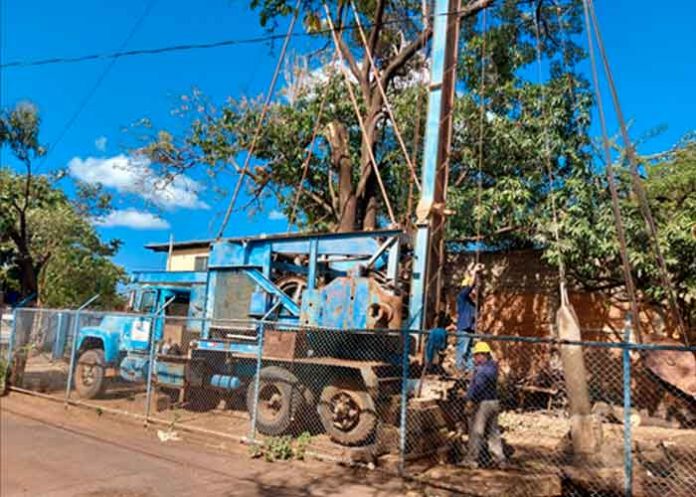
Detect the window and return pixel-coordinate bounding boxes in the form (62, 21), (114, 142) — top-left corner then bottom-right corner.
(139, 290), (157, 313)
(194, 256), (209, 272)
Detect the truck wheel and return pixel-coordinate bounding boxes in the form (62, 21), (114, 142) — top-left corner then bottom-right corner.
(318, 385), (377, 446)
(247, 366), (302, 436)
(75, 349), (107, 399)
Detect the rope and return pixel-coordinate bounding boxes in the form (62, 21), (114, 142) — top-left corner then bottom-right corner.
(473, 8), (488, 331)
(586, 0), (688, 345)
(216, 0), (301, 239)
(349, 0), (422, 192)
(406, 84), (425, 226)
(581, 0), (642, 343)
(322, 2), (397, 226)
(286, 57), (336, 231)
(532, 3), (568, 307)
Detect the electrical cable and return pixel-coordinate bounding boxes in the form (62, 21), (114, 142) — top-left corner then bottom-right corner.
(38, 0), (158, 165)
(1, 5), (492, 70)
(586, 0), (687, 345)
(322, 2), (397, 226)
(581, 0), (643, 343)
(349, 0), (422, 192)
(216, 0), (302, 239)
(532, 3), (568, 306)
(473, 7), (488, 331)
(286, 55), (336, 231)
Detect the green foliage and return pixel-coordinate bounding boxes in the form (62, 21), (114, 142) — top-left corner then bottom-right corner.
(0, 356), (8, 390)
(143, 1), (587, 232)
(1, 103), (126, 307)
(138, 1), (693, 326)
(249, 432), (312, 462)
(540, 137), (696, 328)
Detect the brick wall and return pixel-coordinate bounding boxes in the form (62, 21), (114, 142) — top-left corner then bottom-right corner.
(443, 249), (676, 341)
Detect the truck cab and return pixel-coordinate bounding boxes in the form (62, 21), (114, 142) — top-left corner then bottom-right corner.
(73, 272), (206, 399)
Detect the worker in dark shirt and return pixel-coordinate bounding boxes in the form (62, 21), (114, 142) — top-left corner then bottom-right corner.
(459, 342), (506, 469)
(451, 263), (482, 371)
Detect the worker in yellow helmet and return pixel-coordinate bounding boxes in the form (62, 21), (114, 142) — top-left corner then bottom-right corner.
(459, 341), (507, 469)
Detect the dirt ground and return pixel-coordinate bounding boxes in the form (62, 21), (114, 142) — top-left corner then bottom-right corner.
(10, 356), (696, 496)
(1, 393), (423, 497)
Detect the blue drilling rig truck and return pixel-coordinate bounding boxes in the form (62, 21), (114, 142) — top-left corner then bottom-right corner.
(70, 0), (461, 448)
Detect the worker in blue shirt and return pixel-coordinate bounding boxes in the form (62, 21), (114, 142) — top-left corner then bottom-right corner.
(450, 263), (483, 371)
(424, 312), (451, 371)
(459, 342), (506, 469)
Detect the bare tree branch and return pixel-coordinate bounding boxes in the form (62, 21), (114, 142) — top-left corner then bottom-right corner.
(381, 0), (496, 86)
(364, 0), (387, 83)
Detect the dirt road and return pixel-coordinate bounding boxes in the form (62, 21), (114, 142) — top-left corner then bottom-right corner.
(0, 394), (416, 497)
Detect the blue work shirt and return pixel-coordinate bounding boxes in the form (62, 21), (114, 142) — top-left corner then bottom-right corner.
(467, 359), (499, 402)
(456, 285), (476, 332)
(425, 327), (448, 364)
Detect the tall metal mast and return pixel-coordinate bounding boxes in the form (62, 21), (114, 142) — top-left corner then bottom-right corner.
(408, 0), (462, 331)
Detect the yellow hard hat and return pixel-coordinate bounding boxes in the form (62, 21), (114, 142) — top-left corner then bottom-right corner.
(472, 342), (492, 355)
(461, 275), (474, 287)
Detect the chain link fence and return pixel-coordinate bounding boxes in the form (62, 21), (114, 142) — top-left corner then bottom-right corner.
(4, 307), (695, 496)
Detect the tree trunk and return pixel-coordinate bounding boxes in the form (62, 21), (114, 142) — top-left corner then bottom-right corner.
(325, 122), (357, 232)
(17, 255), (38, 300)
(357, 101), (382, 231)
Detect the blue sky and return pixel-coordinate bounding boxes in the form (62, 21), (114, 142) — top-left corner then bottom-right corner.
(2, 0), (695, 273)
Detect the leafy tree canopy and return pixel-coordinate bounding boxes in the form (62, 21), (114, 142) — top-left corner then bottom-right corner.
(1, 103), (125, 308)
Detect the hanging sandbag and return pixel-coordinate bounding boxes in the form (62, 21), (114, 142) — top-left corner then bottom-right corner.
(556, 301), (603, 458)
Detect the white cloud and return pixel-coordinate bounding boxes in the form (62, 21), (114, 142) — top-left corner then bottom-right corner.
(94, 136), (108, 152)
(68, 154), (209, 210)
(93, 209), (170, 230)
(268, 209), (286, 221)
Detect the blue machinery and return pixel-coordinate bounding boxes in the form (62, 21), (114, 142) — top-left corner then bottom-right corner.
(194, 0), (461, 337)
(63, 0), (463, 448)
(151, 0), (461, 448)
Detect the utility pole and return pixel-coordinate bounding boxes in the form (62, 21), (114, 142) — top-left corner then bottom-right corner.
(408, 0), (461, 331)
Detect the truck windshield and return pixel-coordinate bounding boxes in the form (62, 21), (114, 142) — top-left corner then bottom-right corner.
(140, 290), (157, 313)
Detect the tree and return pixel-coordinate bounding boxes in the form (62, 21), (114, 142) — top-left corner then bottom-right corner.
(142, 0), (585, 232)
(1, 103), (125, 307)
(541, 135), (696, 333)
(0, 103), (47, 297)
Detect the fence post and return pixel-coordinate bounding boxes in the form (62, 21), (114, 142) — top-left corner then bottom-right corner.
(249, 321), (266, 441)
(144, 312), (159, 425)
(64, 294), (100, 406)
(399, 327), (411, 476)
(622, 313), (633, 497)
(7, 307), (18, 366)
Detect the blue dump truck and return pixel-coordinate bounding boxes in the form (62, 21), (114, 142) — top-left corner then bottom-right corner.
(72, 271), (207, 399)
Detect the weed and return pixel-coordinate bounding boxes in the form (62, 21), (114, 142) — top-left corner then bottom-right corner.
(251, 432), (312, 462)
(0, 357), (7, 392)
(295, 431), (311, 461)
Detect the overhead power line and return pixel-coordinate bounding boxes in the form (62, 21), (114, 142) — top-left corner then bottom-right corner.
(41, 0), (158, 161)
(2, 7), (485, 70)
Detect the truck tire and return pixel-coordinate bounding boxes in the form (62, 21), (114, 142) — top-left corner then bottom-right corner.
(318, 385), (377, 446)
(247, 366), (302, 436)
(75, 349), (107, 399)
